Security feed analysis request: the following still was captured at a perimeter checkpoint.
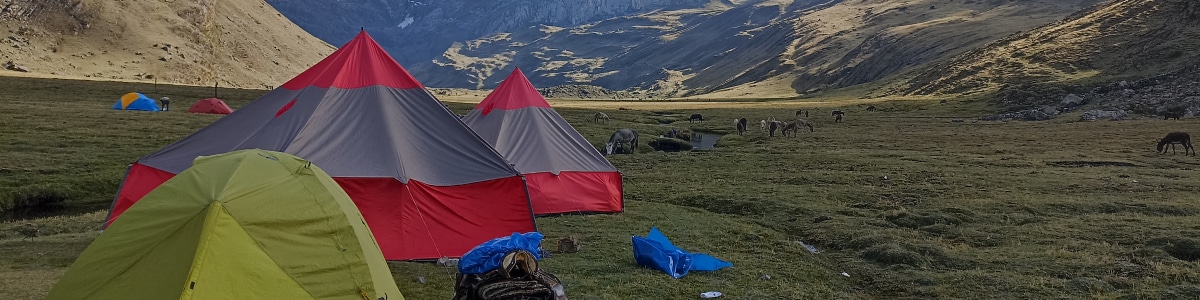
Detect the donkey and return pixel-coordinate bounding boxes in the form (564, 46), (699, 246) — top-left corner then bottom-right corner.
(593, 112), (610, 124)
(689, 113), (704, 123)
(734, 118), (748, 135)
(832, 110), (845, 123)
(1157, 132), (1195, 156)
(606, 128), (639, 155)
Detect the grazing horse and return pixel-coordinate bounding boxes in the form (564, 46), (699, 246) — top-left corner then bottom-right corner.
(759, 120), (767, 130)
(606, 128), (639, 155)
(689, 114), (704, 123)
(734, 118), (748, 135)
(795, 110), (809, 118)
(867, 105), (877, 112)
(1164, 112), (1183, 120)
(832, 110), (845, 123)
(793, 118), (815, 132)
(593, 112), (611, 124)
(1157, 132), (1195, 156)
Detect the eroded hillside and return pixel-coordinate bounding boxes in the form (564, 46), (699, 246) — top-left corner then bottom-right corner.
(0, 0), (334, 88)
(398, 0), (1102, 97)
(891, 0), (1200, 97)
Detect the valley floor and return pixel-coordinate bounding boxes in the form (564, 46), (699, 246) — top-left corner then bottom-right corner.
(2, 76), (1199, 299)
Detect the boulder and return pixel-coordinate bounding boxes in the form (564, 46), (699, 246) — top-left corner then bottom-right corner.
(648, 138), (692, 152)
(1060, 94), (1084, 106)
(1079, 110), (1128, 121)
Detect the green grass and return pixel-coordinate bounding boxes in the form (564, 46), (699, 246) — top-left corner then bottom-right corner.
(2, 75), (1200, 299)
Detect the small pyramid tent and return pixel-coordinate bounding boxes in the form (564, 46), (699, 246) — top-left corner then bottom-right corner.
(48, 149), (403, 300)
(188, 98), (234, 114)
(112, 92), (160, 111)
(107, 30), (535, 260)
(462, 68), (623, 215)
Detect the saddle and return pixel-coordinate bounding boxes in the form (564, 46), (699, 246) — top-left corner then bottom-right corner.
(453, 250), (568, 300)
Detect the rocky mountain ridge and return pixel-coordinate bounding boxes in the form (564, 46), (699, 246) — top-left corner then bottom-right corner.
(0, 0), (333, 89)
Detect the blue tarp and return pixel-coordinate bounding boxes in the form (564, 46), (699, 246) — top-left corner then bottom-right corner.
(632, 227), (732, 278)
(458, 232), (544, 274)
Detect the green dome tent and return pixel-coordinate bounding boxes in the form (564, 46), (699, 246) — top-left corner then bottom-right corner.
(47, 149), (403, 300)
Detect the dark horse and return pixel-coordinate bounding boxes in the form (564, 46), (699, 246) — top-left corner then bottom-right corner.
(832, 110), (845, 123)
(606, 128), (639, 155)
(689, 114), (704, 123)
(1164, 111), (1183, 120)
(1157, 132), (1195, 156)
(734, 118), (748, 135)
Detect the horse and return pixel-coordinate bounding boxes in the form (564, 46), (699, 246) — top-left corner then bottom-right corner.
(689, 114), (704, 123)
(734, 118), (748, 135)
(866, 105), (877, 112)
(1157, 132), (1195, 156)
(606, 128), (639, 155)
(795, 110), (809, 118)
(759, 120), (767, 130)
(780, 122), (798, 137)
(792, 118), (815, 132)
(832, 110), (845, 123)
(593, 112), (611, 124)
(1164, 111), (1183, 120)
(767, 119), (785, 137)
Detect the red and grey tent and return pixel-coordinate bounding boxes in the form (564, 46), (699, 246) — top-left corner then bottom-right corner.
(187, 98), (234, 114)
(462, 68), (623, 215)
(106, 30), (536, 260)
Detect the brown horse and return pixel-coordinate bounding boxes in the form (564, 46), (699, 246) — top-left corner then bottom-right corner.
(734, 118), (748, 135)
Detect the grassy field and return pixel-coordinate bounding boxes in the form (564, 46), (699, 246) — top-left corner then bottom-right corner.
(2, 75), (1199, 299)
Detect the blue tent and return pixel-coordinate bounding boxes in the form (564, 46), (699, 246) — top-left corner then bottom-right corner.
(113, 92), (160, 111)
(632, 227), (732, 278)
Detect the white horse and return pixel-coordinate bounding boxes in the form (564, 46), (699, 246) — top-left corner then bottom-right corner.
(593, 112), (610, 124)
(605, 128), (639, 155)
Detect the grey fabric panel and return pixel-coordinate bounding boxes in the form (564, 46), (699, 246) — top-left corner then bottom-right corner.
(285, 87), (519, 185)
(139, 88), (320, 173)
(139, 86), (520, 185)
(463, 107), (616, 174)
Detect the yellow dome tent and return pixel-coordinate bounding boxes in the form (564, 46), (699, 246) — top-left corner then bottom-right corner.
(47, 149), (403, 300)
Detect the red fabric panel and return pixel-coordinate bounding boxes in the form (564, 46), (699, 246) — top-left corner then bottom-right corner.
(524, 171), (623, 215)
(275, 99), (296, 118)
(475, 68), (551, 114)
(280, 30), (423, 90)
(334, 176), (536, 260)
(106, 163), (177, 226)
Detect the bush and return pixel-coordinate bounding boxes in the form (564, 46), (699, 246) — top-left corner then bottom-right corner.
(3, 184), (70, 212)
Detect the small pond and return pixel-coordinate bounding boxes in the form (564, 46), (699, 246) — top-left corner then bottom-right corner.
(690, 132), (723, 150)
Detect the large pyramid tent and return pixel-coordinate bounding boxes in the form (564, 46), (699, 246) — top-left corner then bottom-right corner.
(49, 149), (403, 300)
(106, 30), (536, 260)
(462, 68), (623, 215)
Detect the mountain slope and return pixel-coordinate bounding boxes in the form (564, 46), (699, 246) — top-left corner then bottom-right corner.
(263, 0), (712, 68)
(388, 0), (1102, 96)
(891, 0), (1200, 97)
(0, 0), (334, 88)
